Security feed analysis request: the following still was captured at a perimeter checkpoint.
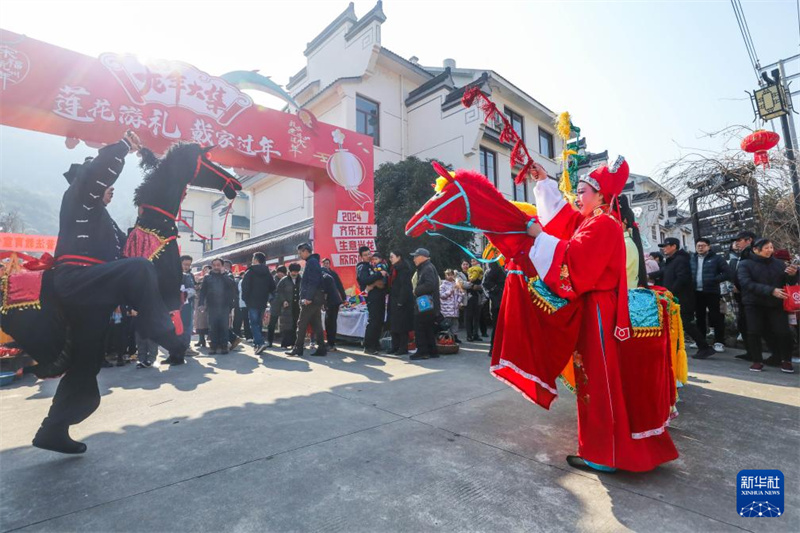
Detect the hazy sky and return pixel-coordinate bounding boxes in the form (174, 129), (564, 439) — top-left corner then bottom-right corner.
(0, 0), (796, 218)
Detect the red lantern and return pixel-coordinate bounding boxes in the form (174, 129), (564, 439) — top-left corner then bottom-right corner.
(741, 130), (780, 168)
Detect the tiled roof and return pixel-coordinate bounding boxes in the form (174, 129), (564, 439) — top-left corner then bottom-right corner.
(345, 1), (386, 42)
(304, 3), (358, 57)
(378, 47), (435, 79)
(442, 71), (490, 110)
(405, 67), (453, 106)
(200, 219), (313, 264)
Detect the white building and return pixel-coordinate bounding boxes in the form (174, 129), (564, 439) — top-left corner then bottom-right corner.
(176, 189), (249, 262)
(188, 0), (565, 264)
(623, 173), (694, 252)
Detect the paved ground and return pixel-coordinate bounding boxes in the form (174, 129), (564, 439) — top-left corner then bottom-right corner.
(0, 339), (798, 533)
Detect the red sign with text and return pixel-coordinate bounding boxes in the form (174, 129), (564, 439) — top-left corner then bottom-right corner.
(0, 29), (375, 290)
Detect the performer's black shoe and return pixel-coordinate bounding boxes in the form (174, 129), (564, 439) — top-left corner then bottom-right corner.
(692, 347), (716, 359)
(410, 353), (429, 360)
(285, 349), (302, 356)
(161, 356), (185, 366)
(33, 425), (87, 454)
(310, 349), (327, 357)
(735, 353), (752, 361)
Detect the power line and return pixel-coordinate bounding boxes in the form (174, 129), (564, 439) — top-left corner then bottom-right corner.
(730, 0), (761, 80)
(733, 0), (759, 71)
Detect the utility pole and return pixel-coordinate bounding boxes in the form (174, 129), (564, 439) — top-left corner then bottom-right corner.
(772, 68), (800, 227)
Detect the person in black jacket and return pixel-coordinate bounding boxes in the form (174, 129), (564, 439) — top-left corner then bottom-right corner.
(411, 248), (440, 360)
(242, 252), (276, 355)
(199, 258), (238, 355)
(650, 238), (715, 359)
(34, 131), (187, 455)
(286, 243), (326, 357)
(274, 264), (301, 348)
(266, 266), (287, 347)
(321, 258), (346, 351)
(357, 246), (387, 354)
(179, 255), (196, 353)
(737, 238), (799, 373)
(729, 231), (757, 360)
(387, 251), (414, 355)
(483, 261), (507, 355)
(690, 239), (730, 352)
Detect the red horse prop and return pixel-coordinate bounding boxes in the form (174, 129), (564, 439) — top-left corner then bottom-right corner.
(406, 163), (679, 472)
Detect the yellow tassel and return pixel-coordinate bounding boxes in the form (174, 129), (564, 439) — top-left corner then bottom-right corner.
(434, 176), (449, 193)
(556, 111), (572, 140)
(559, 169), (571, 194)
(559, 149), (578, 163)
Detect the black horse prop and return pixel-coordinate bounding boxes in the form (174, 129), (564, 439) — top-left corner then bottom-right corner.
(127, 143), (242, 321)
(0, 142), (242, 377)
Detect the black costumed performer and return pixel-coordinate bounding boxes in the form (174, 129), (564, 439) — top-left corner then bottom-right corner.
(33, 131), (187, 454)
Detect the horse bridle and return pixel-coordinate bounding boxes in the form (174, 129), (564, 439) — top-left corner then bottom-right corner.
(140, 153), (239, 241)
(405, 179), (528, 264)
(406, 180), (527, 237)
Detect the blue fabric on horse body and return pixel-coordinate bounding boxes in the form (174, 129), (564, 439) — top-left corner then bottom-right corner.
(627, 288), (660, 330)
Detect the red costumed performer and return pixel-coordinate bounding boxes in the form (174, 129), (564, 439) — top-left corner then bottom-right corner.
(518, 157), (678, 472)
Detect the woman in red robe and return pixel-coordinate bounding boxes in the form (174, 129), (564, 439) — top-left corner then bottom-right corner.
(525, 157), (678, 472)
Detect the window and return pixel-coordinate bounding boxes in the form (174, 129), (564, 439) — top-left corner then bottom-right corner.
(479, 147), (497, 187)
(178, 210), (194, 233)
(504, 107), (524, 141)
(651, 226), (657, 241)
(513, 179), (528, 202)
(356, 95), (379, 146)
(235, 232), (249, 242)
(538, 128), (554, 159)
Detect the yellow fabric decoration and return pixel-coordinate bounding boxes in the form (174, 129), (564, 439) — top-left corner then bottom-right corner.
(559, 149), (578, 162)
(556, 111), (572, 140)
(510, 201), (538, 216)
(559, 169), (572, 194)
(482, 242), (505, 266)
(434, 176), (449, 193)
(668, 297), (688, 387)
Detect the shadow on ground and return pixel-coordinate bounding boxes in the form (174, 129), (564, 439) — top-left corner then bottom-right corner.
(1, 345), (798, 533)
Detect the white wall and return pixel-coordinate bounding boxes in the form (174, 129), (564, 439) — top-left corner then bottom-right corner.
(250, 176), (313, 236)
(176, 187), (221, 260)
(302, 23), (378, 95)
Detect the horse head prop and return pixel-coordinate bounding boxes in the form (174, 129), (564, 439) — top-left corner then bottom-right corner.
(134, 143), (242, 218)
(405, 162), (536, 270)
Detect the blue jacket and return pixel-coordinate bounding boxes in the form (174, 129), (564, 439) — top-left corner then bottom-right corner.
(689, 252), (729, 294)
(300, 253), (323, 301)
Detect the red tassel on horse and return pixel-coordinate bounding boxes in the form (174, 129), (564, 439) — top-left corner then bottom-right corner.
(515, 161), (533, 185)
(511, 140), (526, 167)
(500, 124), (516, 144)
(461, 86), (482, 108)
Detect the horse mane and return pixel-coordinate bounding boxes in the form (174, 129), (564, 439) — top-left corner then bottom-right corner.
(453, 168), (531, 229)
(133, 142), (198, 207)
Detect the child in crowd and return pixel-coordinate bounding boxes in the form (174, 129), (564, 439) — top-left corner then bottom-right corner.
(439, 269), (462, 342)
